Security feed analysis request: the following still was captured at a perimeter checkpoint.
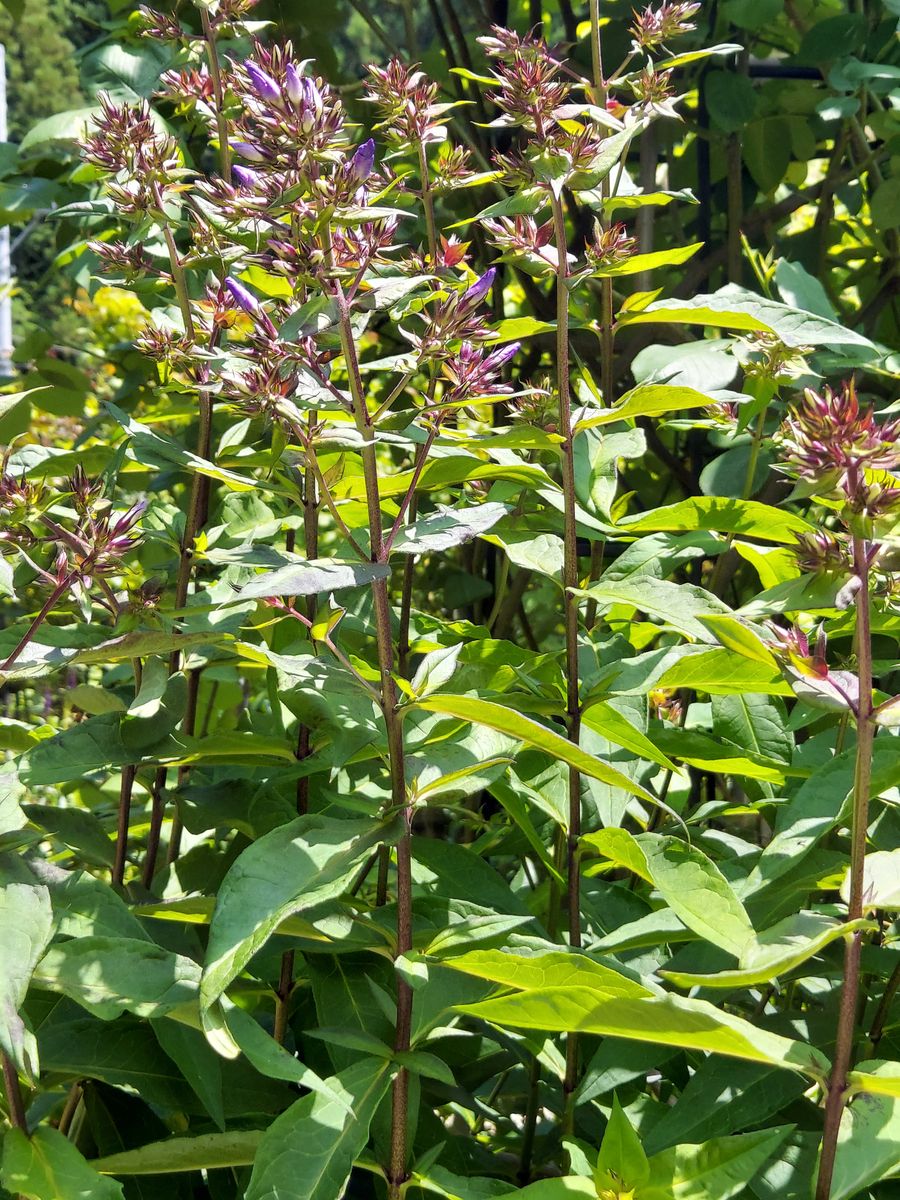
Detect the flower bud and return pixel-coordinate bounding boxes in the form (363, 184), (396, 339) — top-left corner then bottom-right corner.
(231, 141), (267, 163)
(225, 276), (262, 318)
(461, 268), (496, 308)
(245, 61), (281, 104)
(232, 165), (260, 190)
(284, 62), (304, 105)
(349, 137), (376, 183)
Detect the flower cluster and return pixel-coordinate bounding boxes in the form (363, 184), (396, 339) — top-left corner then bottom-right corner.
(84, 96), (182, 216)
(440, 342), (520, 407)
(364, 59), (447, 148)
(584, 221), (637, 272)
(483, 214), (556, 277)
(0, 463), (145, 618)
(630, 3), (702, 52)
(780, 381), (900, 516)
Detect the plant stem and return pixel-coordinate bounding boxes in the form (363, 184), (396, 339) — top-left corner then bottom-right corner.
(815, 532), (874, 1200)
(112, 764), (137, 887)
(1, 574), (74, 673)
(334, 286), (410, 1197)
(550, 192), (582, 1116)
(2, 1052), (26, 1131)
(200, 8), (232, 183)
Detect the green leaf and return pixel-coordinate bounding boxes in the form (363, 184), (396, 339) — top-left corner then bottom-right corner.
(227, 558), (391, 602)
(244, 1058), (391, 1200)
(0, 878), (53, 1080)
(575, 578), (732, 643)
(700, 616), (779, 666)
(34, 937), (201, 1019)
(456, 988), (828, 1077)
(152, 1018), (225, 1129)
(712, 692), (792, 766)
(829, 1062), (900, 1200)
(620, 286), (877, 355)
(848, 1060), (900, 1101)
(616, 497), (815, 545)
(661, 914), (874, 989)
(486, 316), (556, 343)
(637, 833), (756, 957)
(441, 947), (651, 999)
(644, 1127), (791, 1200)
(413, 695), (655, 803)
(705, 70), (757, 132)
(594, 1096), (650, 1192)
(841, 850), (900, 910)
(201, 815), (397, 1009)
(577, 384), (716, 430)
(582, 699), (678, 771)
(643, 1061), (806, 1154)
(392, 503), (508, 555)
(493, 1180), (595, 1200)
(2, 1127), (124, 1200)
(91, 1131), (262, 1175)
(657, 647), (792, 696)
(586, 829), (756, 955)
(589, 242), (703, 278)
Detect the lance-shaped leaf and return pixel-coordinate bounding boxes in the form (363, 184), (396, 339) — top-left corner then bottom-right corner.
(413, 695), (656, 803)
(2, 1127), (124, 1200)
(616, 496), (815, 545)
(34, 937), (201, 1020)
(619, 285), (878, 354)
(583, 829), (755, 958)
(201, 815), (399, 1010)
(644, 1127), (791, 1200)
(575, 578), (732, 643)
(0, 877), (53, 1080)
(456, 988), (828, 1078)
(442, 947), (651, 999)
(391, 502), (508, 555)
(829, 1062), (900, 1200)
(576, 383), (716, 430)
(227, 558), (390, 603)
(91, 1131), (263, 1176)
(244, 1058), (391, 1200)
(595, 1096), (649, 1193)
(661, 913), (875, 989)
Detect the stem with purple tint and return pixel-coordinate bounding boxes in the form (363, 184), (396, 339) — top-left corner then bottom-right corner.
(815, 530), (874, 1200)
(550, 191), (582, 1123)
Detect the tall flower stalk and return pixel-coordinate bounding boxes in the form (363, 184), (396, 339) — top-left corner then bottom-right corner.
(777, 383), (900, 1199)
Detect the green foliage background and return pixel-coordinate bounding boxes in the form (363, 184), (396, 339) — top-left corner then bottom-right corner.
(0, 3), (899, 1200)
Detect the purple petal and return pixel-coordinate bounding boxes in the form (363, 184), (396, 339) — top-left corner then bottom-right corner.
(349, 137), (376, 183)
(232, 165), (260, 189)
(245, 61), (281, 104)
(231, 141), (267, 163)
(225, 276), (261, 317)
(461, 267), (496, 307)
(284, 62), (304, 105)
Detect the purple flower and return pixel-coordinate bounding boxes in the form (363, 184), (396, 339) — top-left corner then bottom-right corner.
(231, 141), (267, 163)
(485, 341), (520, 370)
(225, 276), (262, 318)
(284, 62), (304, 106)
(301, 76), (321, 111)
(232, 165), (260, 190)
(461, 268), (496, 308)
(245, 61), (281, 104)
(349, 137), (376, 183)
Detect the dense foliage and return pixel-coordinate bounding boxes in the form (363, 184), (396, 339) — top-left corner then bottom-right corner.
(1, 2), (900, 1200)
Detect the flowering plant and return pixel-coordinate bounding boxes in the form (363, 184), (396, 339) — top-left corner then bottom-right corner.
(0, 5), (899, 1200)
